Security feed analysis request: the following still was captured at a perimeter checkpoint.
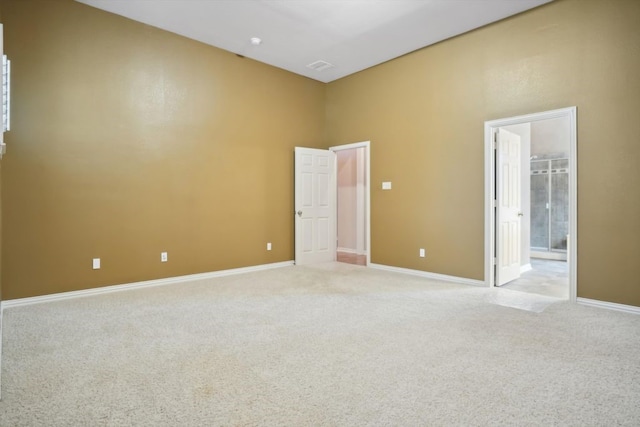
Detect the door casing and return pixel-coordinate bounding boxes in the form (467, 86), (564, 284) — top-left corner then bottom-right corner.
(484, 107), (577, 301)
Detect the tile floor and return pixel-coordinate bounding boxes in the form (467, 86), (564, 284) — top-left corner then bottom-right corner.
(337, 251), (367, 266)
(337, 253), (568, 300)
(501, 258), (569, 299)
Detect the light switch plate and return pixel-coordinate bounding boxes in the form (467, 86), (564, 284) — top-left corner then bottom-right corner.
(382, 181), (392, 190)
(92, 258), (100, 270)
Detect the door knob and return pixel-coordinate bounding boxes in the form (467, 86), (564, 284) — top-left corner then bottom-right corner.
(518, 212), (524, 217)
(297, 210), (303, 217)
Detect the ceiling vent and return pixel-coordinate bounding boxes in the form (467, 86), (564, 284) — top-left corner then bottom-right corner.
(306, 60), (334, 72)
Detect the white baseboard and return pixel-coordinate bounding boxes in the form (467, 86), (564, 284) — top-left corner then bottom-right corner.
(2, 261), (295, 309)
(337, 247), (367, 256)
(577, 298), (640, 315)
(531, 251), (567, 261)
(520, 263), (532, 274)
(369, 263), (485, 287)
(337, 247), (357, 254)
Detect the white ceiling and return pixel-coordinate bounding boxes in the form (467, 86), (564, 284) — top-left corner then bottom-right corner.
(76, 0), (553, 83)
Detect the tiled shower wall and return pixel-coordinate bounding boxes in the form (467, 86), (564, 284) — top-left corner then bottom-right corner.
(531, 158), (569, 252)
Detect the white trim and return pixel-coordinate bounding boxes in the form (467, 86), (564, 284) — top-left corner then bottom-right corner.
(577, 298), (640, 315)
(2, 261), (294, 309)
(330, 141), (371, 266)
(531, 251), (567, 261)
(520, 263), (532, 274)
(369, 263), (485, 287)
(485, 107), (577, 303)
(337, 247), (358, 254)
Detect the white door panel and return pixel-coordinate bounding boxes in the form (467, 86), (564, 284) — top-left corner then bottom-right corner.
(496, 128), (522, 286)
(295, 147), (336, 265)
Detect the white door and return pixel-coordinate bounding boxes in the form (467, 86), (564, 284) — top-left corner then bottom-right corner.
(294, 147), (336, 265)
(496, 128), (522, 286)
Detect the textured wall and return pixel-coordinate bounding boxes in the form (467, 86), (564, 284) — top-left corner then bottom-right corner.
(0, 0), (326, 299)
(325, 0), (640, 306)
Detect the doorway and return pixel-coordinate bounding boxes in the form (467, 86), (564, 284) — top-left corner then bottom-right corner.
(294, 141), (370, 266)
(484, 107), (577, 302)
(331, 141), (370, 266)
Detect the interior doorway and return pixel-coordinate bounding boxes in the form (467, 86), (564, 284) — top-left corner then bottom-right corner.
(331, 141), (370, 266)
(484, 107), (577, 302)
(293, 142), (370, 267)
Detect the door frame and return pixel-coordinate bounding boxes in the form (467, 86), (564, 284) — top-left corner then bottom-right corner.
(330, 141), (371, 266)
(484, 107), (577, 302)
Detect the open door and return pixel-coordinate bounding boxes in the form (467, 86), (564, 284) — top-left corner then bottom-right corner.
(496, 128), (522, 286)
(485, 108), (577, 300)
(294, 147), (336, 265)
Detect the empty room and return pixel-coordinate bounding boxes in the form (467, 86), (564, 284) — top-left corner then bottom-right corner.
(0, 0), (639, 425)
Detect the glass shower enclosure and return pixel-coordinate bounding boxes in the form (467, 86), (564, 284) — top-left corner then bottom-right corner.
(530, 158), (569, 259)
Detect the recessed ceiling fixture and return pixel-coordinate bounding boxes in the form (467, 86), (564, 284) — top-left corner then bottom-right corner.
(250, 37), (262, 46)
(306, 60), (334, 72)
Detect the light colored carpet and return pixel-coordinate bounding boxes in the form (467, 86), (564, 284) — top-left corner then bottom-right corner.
(1, 262), (639, 426)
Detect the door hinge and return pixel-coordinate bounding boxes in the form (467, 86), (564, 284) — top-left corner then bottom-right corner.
(493, 131), (498, 149)
(493, 257), (497, 265)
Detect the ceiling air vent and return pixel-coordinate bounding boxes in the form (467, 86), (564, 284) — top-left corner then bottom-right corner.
(306, 60), (334, 72)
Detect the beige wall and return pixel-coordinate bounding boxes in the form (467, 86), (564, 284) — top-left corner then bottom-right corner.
(0, 0), (326, 299)
(325, 0), (640, 306)
(1, 0), (639, 307)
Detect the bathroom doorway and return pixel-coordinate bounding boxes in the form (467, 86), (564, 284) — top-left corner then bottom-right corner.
(485, 107), (577, 301)
(332, 141), (370, 266)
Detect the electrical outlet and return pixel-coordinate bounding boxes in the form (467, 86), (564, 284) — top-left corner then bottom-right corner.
(267, 242), (272, 251)
(419, 248), (426, 258)
(161, 252), (168, 262)
(92, 258), (100, 270)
